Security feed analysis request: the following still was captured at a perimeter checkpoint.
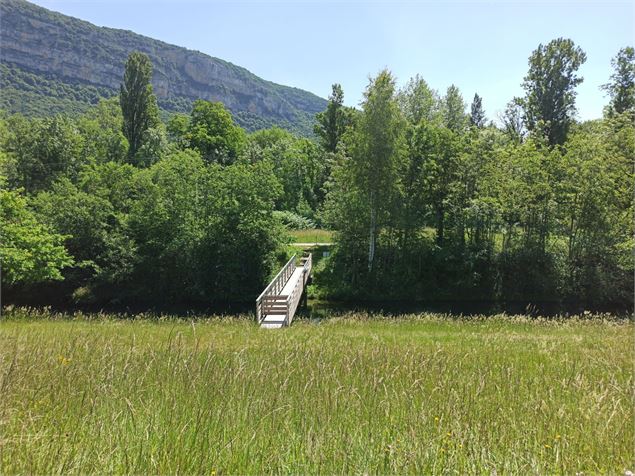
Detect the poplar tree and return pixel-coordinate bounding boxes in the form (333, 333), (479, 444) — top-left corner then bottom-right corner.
(119, 52), (159, 161)
(521, 38), (586, 147)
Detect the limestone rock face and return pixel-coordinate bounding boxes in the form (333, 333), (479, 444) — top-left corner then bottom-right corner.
(0, 0), (326, 134)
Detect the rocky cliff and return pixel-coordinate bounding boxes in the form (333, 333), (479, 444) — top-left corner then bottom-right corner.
(0, 0), (326, 135)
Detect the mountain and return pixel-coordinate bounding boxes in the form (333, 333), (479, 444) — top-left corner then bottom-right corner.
(0, 0), (327, 135)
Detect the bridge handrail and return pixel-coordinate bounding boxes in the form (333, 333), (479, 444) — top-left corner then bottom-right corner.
(286, 274), (303, 326)
(302, 253), (312, 284)
(256, 254), (296, 323)
(256, 253), (312, 326)
(286, 253), (312, 326)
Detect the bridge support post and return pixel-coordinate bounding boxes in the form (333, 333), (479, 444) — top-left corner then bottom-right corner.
(302, 287), (308, 310)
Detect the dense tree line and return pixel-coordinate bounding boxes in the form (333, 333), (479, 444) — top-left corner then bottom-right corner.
(320, 40), (634, 311)
(1, 41), (633, 312)
(0, 52), (327, 306)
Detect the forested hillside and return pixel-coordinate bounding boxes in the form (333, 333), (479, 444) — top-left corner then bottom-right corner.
(1, 41), (633, 313)
(0, 0), (326, 135)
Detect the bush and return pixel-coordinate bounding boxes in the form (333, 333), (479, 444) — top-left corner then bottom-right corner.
(273, 210), (316, 230)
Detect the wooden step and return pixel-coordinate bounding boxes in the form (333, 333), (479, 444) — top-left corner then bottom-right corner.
(261, 322), (285, 329)
(262, 308), (287, 313)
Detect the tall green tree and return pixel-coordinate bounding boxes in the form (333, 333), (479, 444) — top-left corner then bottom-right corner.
(443, 85), (467, 133)
(30, 162), (138, 303)
(78, 98), (128, 164)
(558, 119), (634, 306)
(119, 52), (159, 161)
(242, 127), (325, 218)
(314, 84), (352, 153)
(349, 70), (404, 272)
(522, 38), (587, 147)
(184, 100), (245, 164)
(502, 98), (526, 143)
(398, 75), (440, 125)
(469, 93), (486, 128)
(402, 121), (452, 247)
(421, 125), (461, 246)
(128, 151), (281, 302)
(2, 115), (85, 193)
(603, 46), (635, 116)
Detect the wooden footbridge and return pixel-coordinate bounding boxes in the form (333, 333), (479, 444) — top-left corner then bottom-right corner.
(256, 254), (312, 328)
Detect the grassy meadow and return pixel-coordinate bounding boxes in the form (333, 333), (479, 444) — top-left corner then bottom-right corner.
(288, 228), (333, 243)
(0, 308), (633, 474)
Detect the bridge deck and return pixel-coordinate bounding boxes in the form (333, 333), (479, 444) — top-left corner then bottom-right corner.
(256, 254), (312, 329)
(260, 267), (305, 328)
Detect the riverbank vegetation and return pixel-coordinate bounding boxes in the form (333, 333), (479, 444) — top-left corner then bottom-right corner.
(1, 308), (632, 473)
(1, 41), (633, 312)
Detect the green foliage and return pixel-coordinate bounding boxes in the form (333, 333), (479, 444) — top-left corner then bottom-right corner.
(1, 114), (86, 192)
(442, 85), (467, 133)
(242, 127), (326, 219)
(166, 113), (190, 145)
(321, 66), (633, 310)
(414, 122), (462, 246)
(522, 38), (587, 147)
(502, 98), (526, 142)
(31, 163), (138, 301)
(182, 100), (246, 164)
(77, 98), (128, 163)
(0, 189), (72, 285)
(1, 36), (631, 313)
(0, 0), (325, 137)
(134, 126), (171, 167)
(603, 46), (635, 116)
(128, 151), (281, 302)
(0, 63), (115, 116)
(314, 84), (353, 152)
(119, 52), (160, 161)
(557, 118), (634, 306)
(273, 210), (316, 230)
(469, 93), (486, 128)
(398, 75), (441, 125)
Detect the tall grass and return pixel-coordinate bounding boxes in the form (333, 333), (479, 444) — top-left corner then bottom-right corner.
(1, 308), (633, 474)
(288, 228), (333, 243)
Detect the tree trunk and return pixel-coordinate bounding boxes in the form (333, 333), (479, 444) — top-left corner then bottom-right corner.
(436, 206), (444, 247)
(368, 195), (376, 272)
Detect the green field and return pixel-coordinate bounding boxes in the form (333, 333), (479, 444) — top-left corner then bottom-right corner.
(1, 309), (633, 474)
(288, 228), (333, 243)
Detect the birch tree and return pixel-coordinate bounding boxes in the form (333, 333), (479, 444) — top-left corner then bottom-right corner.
(349, 70), (404, 272)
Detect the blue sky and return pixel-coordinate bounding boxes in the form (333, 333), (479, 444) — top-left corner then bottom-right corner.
(32, 0), (634, 122)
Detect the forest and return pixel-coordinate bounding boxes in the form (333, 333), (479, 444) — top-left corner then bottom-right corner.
(1, 40), (633, 312)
